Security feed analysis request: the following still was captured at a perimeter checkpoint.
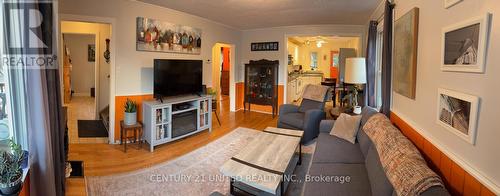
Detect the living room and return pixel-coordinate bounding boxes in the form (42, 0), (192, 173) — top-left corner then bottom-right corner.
(0, 0), (499, 196)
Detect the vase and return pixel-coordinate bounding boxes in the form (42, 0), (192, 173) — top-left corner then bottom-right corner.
(124, 112), (137, 125)
(0, 174), (22, 195)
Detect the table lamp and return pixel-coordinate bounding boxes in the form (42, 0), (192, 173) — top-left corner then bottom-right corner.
(344, 57), (366, 114)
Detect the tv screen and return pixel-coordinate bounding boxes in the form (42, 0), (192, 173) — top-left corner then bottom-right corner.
(154, 59), (203, 98)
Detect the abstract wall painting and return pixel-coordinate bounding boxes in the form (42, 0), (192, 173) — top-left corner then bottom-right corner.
(136, 17), (202, 54)
(393, 7), (419, 99)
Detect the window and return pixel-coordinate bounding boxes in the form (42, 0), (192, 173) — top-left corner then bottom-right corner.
(374, 20), (384, 110)
(310, 52), (318, 69)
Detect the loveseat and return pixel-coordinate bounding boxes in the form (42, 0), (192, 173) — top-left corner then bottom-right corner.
(303, 107), (450, 196)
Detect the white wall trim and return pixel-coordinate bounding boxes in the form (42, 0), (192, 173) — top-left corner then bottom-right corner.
(392, 109), (500, 194)
(60, 14), (117, 144)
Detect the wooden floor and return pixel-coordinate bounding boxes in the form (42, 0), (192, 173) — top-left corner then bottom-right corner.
(65, 96), (278, 195)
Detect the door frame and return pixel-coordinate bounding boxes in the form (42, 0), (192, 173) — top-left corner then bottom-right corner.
(59, 14), (117, 143)
(211, 43), (236, 112)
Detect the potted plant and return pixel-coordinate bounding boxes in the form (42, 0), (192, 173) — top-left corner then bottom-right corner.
(0, 140), (26, 195)
(124, 99), (137, 125)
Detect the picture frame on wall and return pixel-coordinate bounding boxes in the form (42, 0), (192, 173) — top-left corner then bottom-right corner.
(444, 0), (463, 9)
(436, 88), (479, 145)
(393, 7), (419, 99)
(441, 13), (491, 73)
(88, 44), (95, 62)
(251, 42), (279, 51)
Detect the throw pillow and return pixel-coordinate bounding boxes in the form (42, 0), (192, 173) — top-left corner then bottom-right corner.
(330, 113), (362, 144)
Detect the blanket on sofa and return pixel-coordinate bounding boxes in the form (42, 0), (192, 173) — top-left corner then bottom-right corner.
(363, 113), (444, 196)
(302, 84), (329, 102)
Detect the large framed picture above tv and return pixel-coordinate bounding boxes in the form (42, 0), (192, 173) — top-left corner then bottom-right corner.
(154, 59), (203, 99)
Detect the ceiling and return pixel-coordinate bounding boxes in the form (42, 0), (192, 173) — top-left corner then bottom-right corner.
(138, 0), (381, 30)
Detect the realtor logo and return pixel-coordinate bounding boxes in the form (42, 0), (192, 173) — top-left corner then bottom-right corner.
(3, 1), (53, 55)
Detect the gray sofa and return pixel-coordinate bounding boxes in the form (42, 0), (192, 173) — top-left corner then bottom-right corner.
(303, 107), (449, 196)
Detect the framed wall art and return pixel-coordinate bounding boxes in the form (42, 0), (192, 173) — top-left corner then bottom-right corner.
(251, 42), (279, 51)
(393, 7), (419, 99)
(441, 13), (491, 73)
(436, 88), (479, 145)
(136, 17), (202, 54)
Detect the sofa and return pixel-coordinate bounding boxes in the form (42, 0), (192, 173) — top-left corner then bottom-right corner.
(303, 107), (449, 196)
(278, 97), (328, 144)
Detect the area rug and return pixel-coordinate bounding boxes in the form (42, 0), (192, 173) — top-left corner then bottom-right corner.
(86, 127), (316, 196)
(77, 120), (108, 137)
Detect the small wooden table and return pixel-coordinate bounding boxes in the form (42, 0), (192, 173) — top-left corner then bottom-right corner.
(120, 121), (143, 152)
(330, 107), (359, 120)
(220, 127), (303, 195)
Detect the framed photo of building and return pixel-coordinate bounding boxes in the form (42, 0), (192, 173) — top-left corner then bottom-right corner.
(441, 13), (491, 73)
(436, 88), (479, 145)
(88, 44), (95, 62)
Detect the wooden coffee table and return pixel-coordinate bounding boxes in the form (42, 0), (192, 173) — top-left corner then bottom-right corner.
(220, 127), (303, 196)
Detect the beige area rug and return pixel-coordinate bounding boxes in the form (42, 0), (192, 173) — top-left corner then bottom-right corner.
(86, 127), (316, 196)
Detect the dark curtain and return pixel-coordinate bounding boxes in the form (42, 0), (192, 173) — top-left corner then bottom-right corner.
(365, 21), (378, 107)
(380, 0), (395, 116)
(2, 1), (65, 195)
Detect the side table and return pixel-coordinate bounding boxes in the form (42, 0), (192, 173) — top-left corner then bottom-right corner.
(120, 121), (143, 152)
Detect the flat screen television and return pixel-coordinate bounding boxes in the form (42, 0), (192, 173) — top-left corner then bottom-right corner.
(154, 59), (203, 98)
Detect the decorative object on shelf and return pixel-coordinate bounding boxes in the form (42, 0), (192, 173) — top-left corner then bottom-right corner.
(103, 39), (110, 63)
(344, 58), (366, 115)
(251, 42), (279, 51)
(437, 88), (479, 145)
(444, 0), (463, 9)
(244, 59), (279, 117)
(0, 140), (26, 195)
(87, 44), (95, 62)
(124, 99), (137, 126)
(393, 7), (419, 99)
(441, 13), (491, 73)
(136, 17), (202, 54)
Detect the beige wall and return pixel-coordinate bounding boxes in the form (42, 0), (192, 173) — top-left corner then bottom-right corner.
(61, 21), (111, 112)
(64, 34), (95, 95)
(60, 0), (242, 96)
(386, 0), (500, 192)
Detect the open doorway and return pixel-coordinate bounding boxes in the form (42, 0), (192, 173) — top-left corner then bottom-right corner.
(61, 21), (111, 143)
(286, 35), (360, 107)
(211, 43), (234, 118)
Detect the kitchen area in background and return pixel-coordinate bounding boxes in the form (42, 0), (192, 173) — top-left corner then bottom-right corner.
(286, 36), (360, 104)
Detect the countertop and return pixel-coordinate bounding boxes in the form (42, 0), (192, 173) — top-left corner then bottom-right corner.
(288, 71), (324, 82)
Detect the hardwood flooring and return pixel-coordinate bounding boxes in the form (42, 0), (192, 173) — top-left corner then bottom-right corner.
(65, 97), (278, 195)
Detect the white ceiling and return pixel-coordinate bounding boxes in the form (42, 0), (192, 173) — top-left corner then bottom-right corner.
(138, 0), (381, 30)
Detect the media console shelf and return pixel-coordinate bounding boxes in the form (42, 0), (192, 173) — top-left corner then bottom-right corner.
(143, 95), (212, 152)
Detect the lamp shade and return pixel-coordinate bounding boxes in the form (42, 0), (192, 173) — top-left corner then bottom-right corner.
(344, 57), (367, 84)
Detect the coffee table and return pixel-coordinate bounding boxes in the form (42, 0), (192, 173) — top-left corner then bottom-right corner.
(220, 127), (303, 196)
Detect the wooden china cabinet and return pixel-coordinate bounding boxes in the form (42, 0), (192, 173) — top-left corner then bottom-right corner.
(244, 59), (279, 117)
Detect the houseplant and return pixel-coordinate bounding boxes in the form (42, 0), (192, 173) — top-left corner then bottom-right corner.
(0, 140), (26, 195)
(124, 99), (137, 125)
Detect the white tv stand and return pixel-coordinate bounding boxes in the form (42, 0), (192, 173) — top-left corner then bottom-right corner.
(143, 95), (212, 152)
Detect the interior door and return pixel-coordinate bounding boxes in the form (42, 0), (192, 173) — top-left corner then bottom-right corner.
(338, 48), (357, 83)
(220, 47), (230, 95)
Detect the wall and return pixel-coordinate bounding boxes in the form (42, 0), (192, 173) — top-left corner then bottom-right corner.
(387, 0), (500, 193)
(59, 0), (242, 142)
(64, 34), (95, 95)
(60, 21), (111, 112)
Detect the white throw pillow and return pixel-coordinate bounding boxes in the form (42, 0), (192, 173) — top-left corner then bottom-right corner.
(330, 113), (362, 144)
